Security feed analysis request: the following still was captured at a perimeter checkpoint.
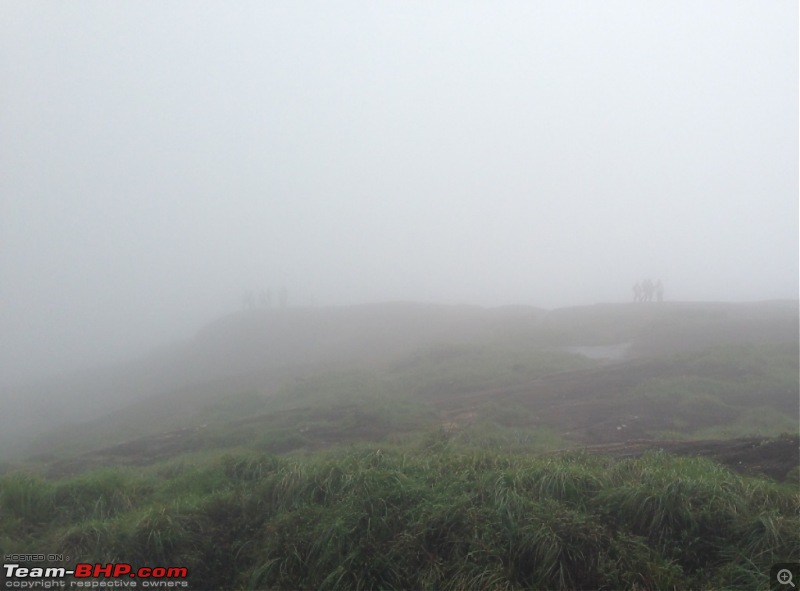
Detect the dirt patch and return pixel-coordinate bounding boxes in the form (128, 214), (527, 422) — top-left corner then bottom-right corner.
(562, 435), (800, 482)
(441, 410), (479, 433)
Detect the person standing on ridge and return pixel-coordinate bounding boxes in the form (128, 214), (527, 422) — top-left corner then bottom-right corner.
(642, 279), (654, 302)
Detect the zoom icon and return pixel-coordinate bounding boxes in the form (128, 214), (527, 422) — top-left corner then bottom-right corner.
(773, 564), (800, 590)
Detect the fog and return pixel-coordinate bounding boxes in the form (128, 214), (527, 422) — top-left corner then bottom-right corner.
(1, 1), (797, 381)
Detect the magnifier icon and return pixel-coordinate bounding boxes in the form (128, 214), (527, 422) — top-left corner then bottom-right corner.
(778, 569), (796, 587)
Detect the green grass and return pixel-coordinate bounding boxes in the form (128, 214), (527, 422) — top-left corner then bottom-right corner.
(621, 343), (799, 438)
(2, 444), (797, 591)
(386, 342), (597, 398)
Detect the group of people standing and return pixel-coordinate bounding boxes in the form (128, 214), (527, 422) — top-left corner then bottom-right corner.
(243, 287), (288, 310)
(633, 279), (663, 303)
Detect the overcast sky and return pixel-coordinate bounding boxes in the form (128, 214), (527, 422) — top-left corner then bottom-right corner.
(1, 1), (798, 380)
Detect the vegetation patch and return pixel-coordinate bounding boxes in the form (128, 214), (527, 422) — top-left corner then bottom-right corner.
(1, 445), (797, 590)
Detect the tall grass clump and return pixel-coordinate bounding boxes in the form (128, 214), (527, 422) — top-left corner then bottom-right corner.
(53, 519), (119, 563)
(52, 468), (148, 521)
(117, 500), (210, 567)
(598, 451), (799, 581)
(515, 453), (612, 508)
(0, 473), (56, 538)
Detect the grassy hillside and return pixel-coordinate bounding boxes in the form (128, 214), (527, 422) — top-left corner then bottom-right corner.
(2, 444), (798, 590)
(8, 301), (797, 462)
(0, 303), (546, 459)
(2, 301), (797, 589)
(20, 338), (797, 478)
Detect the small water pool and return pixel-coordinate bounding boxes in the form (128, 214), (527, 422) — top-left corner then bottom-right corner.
(562, 342), (632, 361)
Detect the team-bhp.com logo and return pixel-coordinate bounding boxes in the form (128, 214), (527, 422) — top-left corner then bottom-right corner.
(4, 563), (189, 588)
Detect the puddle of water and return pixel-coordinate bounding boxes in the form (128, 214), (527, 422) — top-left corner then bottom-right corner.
(563, 343), (632, 360)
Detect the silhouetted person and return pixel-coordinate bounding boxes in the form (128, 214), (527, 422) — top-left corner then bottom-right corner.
(633, 282), (642, 302)
(642, 279), (654, 303)
(655, 280), (663, 303)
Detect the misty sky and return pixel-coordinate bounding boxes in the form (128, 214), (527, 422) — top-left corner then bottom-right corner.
(1, 1), (798, 380)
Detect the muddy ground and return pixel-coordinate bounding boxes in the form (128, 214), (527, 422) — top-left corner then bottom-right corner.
(555, 435), (799, 482)
(47, 418), (798, 482)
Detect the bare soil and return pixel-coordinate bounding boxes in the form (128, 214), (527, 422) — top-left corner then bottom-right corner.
(556, 435), (800, 482)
